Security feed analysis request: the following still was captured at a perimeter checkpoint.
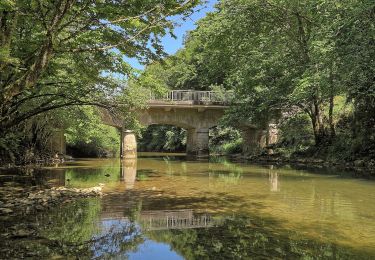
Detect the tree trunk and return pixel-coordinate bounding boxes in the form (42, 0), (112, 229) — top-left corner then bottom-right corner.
(328, 92), (335, 139)
(328, 64), (336, 139)
(309, 99), (329, 146)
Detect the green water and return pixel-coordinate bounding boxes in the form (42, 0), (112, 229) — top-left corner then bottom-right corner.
(2, 153), (375, 259)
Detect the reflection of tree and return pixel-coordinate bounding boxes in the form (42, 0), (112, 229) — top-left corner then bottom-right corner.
(209, 171), (242, 185)
(146, 215), (360, 259)
(208, 159), (244, 185)
(128, 200), (143, 222)
(23, 198), (144, 258)
(65, 165), (120, 188)
(39, 198), (102, 244)
(91, 220), (144, 259)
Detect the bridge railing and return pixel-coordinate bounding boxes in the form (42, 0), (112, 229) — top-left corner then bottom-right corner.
(149, 90), (233, 105)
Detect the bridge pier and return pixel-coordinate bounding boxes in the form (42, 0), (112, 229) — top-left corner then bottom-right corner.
(241, 127), (267, 155)
(241, 124), (279, 155)
(186, 128), (209, 157)
(186, 128), (196, 155)
(120, 130), (137, 159)
(196, 128), (209, 156)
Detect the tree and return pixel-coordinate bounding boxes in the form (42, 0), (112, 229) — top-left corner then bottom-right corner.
(0, 0), (200, 132)
(334, 1), (375, 142)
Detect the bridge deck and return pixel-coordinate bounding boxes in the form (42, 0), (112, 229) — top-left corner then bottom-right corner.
(147, 100), (228, 109)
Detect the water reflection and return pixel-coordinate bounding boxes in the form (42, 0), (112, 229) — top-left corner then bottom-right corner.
(120, 158), (137, 189)
(3, 200), (364, 259)
(269, 166), (280, 192)
(138, 210), (218, 231)
(145, 216), (362, 259)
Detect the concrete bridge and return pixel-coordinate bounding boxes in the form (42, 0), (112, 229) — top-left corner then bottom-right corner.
(100, 90), (278, 157)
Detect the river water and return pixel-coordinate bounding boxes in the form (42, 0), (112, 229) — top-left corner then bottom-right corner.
(2, 153), (375, 259)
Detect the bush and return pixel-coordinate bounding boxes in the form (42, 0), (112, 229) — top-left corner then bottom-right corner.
(210, 138), (243, 155)
(209, 126), (242, 155)
(138, 125), (186, 152)
(278, 113), (315, 148)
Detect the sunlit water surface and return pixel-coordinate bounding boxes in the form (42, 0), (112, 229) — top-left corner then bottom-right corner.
(2, 153), (375, 259)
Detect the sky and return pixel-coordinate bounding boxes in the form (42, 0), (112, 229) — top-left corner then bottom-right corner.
(127, 0), (217, 71)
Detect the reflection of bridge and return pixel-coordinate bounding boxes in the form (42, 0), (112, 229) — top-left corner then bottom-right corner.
(100, 90), (278, 157)
(101, 209), (221, 231)
(139, 210), (216, 230)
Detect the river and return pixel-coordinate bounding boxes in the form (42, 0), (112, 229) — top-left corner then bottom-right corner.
(1, 153), (375, 259)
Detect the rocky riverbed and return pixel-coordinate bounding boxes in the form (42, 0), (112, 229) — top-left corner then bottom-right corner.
(0, 185), (104, 219)
(0, 184), (105, 258)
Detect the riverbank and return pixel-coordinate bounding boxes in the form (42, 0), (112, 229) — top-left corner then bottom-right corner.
(229, 153), (375, 175)
(0, 185), (104, 219)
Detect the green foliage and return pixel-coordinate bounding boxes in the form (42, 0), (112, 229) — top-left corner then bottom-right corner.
(2, 0), (373, 161)
(218, 140), (243, 155)
(64, 106), (120, 157)
(138, 125), (186, 152)
(0, 0), (15, 11)
(209, 126), (242, 155)
(0, 131), (20, 163)
(278, 113), (315, 154)
(138, 124), (243, 155)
